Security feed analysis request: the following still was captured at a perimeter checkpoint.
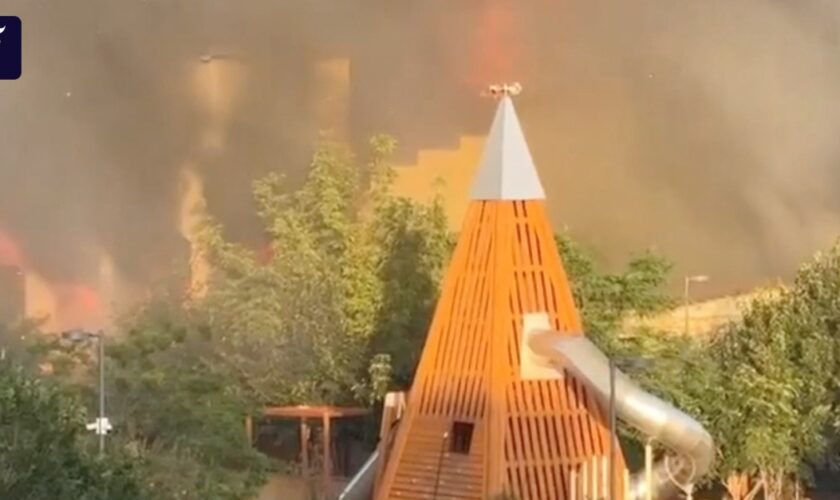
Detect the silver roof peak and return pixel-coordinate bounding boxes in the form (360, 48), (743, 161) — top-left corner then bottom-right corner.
(470, 85), (545, 201)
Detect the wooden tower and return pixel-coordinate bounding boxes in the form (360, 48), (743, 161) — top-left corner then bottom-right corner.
(374, 88), (625, 500)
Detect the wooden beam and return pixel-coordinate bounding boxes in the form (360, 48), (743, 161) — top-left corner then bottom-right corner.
(244, 416), (253, 445)
(300, 418), (310, 476)
(263, 405), (370, 419)
(322, 413), (332, 498)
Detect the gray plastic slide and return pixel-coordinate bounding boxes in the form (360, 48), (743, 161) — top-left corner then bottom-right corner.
(528, 331), (714, 500)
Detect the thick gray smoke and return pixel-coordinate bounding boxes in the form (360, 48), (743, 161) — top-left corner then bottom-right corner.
(1, 0), (839, 299)
(524, 0), (840, 295)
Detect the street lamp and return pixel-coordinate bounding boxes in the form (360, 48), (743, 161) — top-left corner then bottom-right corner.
(61, 329), (108, 456)
(609, 356), (653, 500)
(683, 275), (709, 335)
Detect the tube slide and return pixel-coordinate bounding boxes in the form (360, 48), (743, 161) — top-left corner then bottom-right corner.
(527, 331), (714, 500)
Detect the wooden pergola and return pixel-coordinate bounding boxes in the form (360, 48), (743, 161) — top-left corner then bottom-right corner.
(246, 405), (370, 497)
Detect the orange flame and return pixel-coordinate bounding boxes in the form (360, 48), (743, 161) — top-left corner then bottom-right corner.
(0, 228), (24, 267)
(465, 1), (526, 88)
(52, 284), (104, 329)
(0, 227), (112, 332)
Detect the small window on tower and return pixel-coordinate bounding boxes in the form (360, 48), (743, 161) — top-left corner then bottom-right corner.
(449, 421), (475, 454)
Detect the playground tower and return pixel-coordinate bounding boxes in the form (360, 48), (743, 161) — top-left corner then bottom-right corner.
(374, 88), (625, 499)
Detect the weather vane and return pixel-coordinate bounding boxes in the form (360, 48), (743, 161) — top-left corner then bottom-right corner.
(482, 82), (522, 99)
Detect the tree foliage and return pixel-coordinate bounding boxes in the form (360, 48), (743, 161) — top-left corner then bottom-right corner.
(27, 295), (272, 500)
(554, 238), (840, 498)
(9, 135), (452, 498)
(698, 244), (840, 498)
(627, 243), (840, 499)
(107, 298), (271, 500)
(199, 135), (450, 406)
(0, 363), (143, 500)
(731, 244), (840, 495)
(556, 233), (672, 348)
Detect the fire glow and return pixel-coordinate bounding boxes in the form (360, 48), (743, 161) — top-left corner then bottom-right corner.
(465, 1), (526, 88)
(0, 226), (108, 332)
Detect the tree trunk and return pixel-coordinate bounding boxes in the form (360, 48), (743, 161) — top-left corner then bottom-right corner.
(723, 472), (751, 500)
(760, 471), (772, 500)
(723, 472), (763, 500)
(760, 469), (785, 500)
(743, 479), (763, 500)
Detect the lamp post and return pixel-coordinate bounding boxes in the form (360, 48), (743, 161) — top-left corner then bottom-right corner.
(683, 275), (709, 335)
(62, 329), (107, 456)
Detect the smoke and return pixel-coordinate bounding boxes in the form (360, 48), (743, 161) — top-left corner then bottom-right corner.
(1, 0), (839, 305)
(521, 0), (840, 295)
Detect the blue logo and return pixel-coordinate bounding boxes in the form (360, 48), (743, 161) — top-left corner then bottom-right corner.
(0, 16), (21, 80)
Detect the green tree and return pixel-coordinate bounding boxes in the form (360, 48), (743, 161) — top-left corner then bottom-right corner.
(200, 138), (385, 405)
(786, 243), (840, 472)
(369, 186), (452, 387)
(612, 291), (823, 499)
(636, 243), (840, 499)
(199, 135), (451, 405)
(18, 134), (452, 499)
(0, 363), (143, 499)
(556, 233), (672, 348)
(30, 294), (271, 500)
(108, 298), (271, 500)
(703, 288), (833, 500)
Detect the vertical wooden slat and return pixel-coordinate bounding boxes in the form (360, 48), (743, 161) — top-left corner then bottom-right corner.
(433, 210), (481, 417)
(538, 392), (559, 500)
(323, 414), (332, 498)
(577, 385), (597, 460)
(449, 204), (491, 414)
(300, 419), (309, 477)
(486, 203), (510, 495)
(518, 221), (555, 500)
(601, 455), (609, 500)
(453, 213), (494, 418)
(581, 460), (589, 500)
(565, 382), (585, 460)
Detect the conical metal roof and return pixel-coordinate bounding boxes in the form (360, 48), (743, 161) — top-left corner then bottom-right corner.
(470, 95), (545, 200)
